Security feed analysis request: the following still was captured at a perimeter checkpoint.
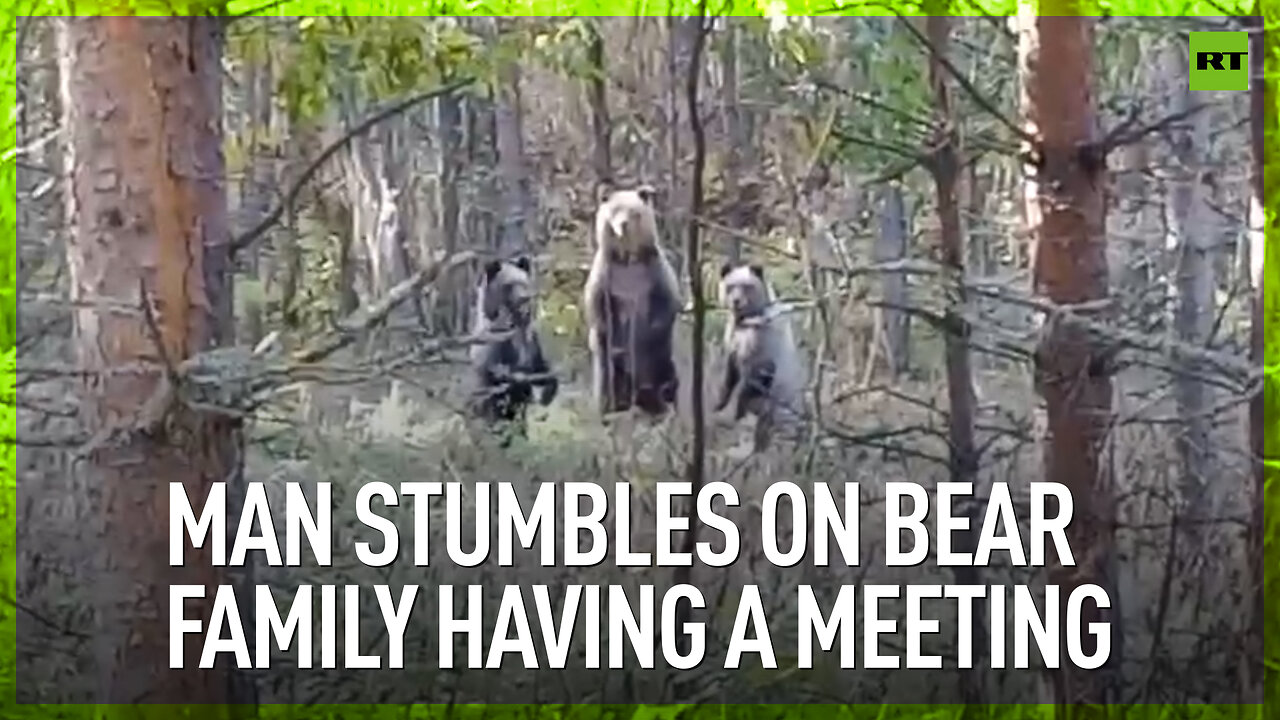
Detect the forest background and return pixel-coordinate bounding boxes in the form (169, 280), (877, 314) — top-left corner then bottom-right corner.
(1, 0), (1278, 717)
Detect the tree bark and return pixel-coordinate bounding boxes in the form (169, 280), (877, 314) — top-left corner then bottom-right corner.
(1018, 9), (1119, 708)
(60, 16), (236, 708)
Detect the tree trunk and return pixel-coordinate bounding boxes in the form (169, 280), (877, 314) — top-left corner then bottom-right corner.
(435, 86), (465, 333)
(586, 20), (613, 192)
(465, 86), (499, 252)
(278, 118), (317, 332)
(1018, 10), (1119, 707)
(874, 184), (911, 378)
(1162, 38), (1215, 530)
(674, 8), (710, 666)
(60, 16), (236, 708)
(664, 16), (699, 273)
(236, 47), (274, 347)
(239, 48), (274, 281)
(924, 12), (984, 704)
(493, 19), (532, 257)
(720, 18), (745, 263)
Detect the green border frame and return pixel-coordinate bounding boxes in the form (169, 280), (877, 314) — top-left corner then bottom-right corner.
(2, 1), (1274, 717)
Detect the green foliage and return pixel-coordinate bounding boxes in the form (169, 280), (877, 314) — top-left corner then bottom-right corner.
(280, 18), (337, 122)
(527, 18), (604, 81)
(273, 17), (519, 125)
(827, 23), (934, 173)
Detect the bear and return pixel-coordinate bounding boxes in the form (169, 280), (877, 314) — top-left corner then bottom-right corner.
(583, 185), (683, 418)
(468, 256), (559, 444)
(714, 262), (806, 453)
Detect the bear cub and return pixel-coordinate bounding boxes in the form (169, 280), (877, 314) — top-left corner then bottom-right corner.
(715, 262), (804, 452)
(469, 256), (558, 443)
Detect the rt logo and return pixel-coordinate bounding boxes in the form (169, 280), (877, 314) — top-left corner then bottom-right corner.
(1189, 32), (1250, 91)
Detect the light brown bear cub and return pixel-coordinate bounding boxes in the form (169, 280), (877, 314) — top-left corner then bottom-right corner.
(716, 262), (804, 452)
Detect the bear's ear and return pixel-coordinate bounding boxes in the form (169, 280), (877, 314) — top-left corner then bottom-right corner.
(719, 261), (734, 278)
(636, 184), (658, 204)
(512, 255), (532, 273)
(483, 259), (504, 282)
(748, 264), (765, 281)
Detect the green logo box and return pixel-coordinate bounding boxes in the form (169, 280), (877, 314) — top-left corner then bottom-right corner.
(1188, 31), (1250, 91)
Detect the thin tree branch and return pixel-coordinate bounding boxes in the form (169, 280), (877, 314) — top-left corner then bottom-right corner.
(887, 8), (1037, 147)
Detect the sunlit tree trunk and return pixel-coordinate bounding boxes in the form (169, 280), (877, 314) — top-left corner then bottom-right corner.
(1017, 8), (1120, 708)
(60, 16), (236, 708)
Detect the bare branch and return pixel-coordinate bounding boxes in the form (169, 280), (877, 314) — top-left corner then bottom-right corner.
(290, 251), (477, 364)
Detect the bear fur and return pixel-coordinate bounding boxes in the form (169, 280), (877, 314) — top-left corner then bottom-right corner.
(583, 185), (682, 418)
(715, 262), (805, 452)
(469, 256), (558, 443)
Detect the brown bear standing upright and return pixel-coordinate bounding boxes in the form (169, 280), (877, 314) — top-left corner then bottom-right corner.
(583, 185), (682, 418)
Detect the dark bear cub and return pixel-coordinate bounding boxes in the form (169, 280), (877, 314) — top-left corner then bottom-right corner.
(469, 256), (558, 443)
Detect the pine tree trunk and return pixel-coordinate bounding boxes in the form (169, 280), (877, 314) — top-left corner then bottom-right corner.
(1018, 9), (1120, 708)
(60, 16), (237, 708)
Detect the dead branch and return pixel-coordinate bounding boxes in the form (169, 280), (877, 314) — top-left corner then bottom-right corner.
(974, 285), (1258, 386)
(1097, 100), (1218, 154)
(290, 251), (476, 364)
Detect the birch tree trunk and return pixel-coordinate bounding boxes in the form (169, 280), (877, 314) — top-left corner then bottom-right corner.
(60, 16), (235, 708)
